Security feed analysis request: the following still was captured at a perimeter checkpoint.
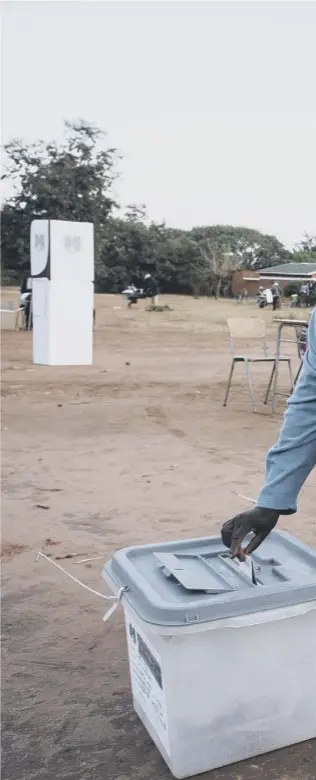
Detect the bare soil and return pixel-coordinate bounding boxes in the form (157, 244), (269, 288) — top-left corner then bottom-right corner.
(1, 294), (315, 780)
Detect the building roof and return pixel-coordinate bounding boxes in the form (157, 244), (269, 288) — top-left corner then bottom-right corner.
(259, 262), (316, 278)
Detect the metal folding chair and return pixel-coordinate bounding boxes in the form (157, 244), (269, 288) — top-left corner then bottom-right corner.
(294, 324), (308, 385)
(1, 301), (23, 330)
(223, 318), (293, 412)
(267, 319), (309, 411)
(15, 307), (25, 329)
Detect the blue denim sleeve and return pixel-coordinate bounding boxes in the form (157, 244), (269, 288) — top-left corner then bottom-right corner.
(257, 309), (316, 512)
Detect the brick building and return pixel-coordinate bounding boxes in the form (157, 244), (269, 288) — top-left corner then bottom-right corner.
(232, 262), (316, 298)
(232, 269), (260, 297)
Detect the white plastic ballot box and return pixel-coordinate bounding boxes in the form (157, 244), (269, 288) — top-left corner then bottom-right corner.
(103, 531), (316, 778)
(30, 220), (94, 365)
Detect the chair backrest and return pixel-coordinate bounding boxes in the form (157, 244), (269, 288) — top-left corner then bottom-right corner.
(0, 300), (14, 311)
(0, 309), (16, 330)
(227, 318), (266, 339)
(227, 318), (268, 355)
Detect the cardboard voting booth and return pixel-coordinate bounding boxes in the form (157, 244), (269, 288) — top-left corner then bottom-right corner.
(30, 220), (94, 365)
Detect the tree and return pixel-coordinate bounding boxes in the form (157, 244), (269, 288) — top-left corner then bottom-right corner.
(96, 216), (155, 292)
(1, 203), (31, 283)
(124, 203), (148, 223)
(1, 122), (295, 294)
(293, 233), (316, 263)
(1, 120), (119, 282)
(296, 233), (316, 254)
(153, 232), (210, 295)
(199, 242), (238, 297)
(191, 226), (291, 270)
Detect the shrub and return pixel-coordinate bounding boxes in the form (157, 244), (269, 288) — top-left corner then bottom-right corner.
(146, 304), (172, 312)
(283, 282), (300, 298)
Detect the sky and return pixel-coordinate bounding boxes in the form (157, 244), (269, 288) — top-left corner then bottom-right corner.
(2, 1), (316, 248)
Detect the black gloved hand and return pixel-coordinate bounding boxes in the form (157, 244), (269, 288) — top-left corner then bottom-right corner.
(221, 506), (280, 557)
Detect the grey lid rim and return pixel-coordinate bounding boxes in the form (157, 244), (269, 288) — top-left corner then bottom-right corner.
(103, 531), (316, 627)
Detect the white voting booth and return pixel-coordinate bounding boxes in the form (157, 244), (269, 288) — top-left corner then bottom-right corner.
(30, 220), (94, 365)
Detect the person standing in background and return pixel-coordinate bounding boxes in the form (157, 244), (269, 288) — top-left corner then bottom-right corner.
(300, 283), (309, 307)
(271, 281), (282, 311)
(20, 276), (32, 329)
(143, 273), (159, 306)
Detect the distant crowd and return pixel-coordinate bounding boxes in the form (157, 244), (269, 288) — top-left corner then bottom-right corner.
(237, 280), (316, 311)
(289, 281), (316, 308)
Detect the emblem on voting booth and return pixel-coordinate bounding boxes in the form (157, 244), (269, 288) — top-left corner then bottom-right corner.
(30, 220), (50, 278)
(34, 234), (45, 251)
(64, 235), (81, 253)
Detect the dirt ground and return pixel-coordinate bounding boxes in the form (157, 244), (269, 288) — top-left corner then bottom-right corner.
(2, 294), (316, 780)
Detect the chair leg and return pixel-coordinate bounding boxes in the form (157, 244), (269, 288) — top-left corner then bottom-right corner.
(294, 360), (303, 387)
(264, 362), (275, 405)
(271, 325), (282, 413)
(244, 360), (256, 412)
(16, 308), (24, 330)
(288, 359), (294, 392)
(223, 359), (236, 406)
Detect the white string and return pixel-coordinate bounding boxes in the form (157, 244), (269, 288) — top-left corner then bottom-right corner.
(74, 554), (107, 565)
(238, 494), (256, 504)
(103, 598), (124, 623)
(37, 551), (120, 603)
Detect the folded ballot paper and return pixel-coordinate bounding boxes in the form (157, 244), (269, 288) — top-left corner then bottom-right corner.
(232, 554), (258, 585)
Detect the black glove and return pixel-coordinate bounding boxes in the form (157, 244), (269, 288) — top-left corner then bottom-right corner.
(221, 506), (280, 557)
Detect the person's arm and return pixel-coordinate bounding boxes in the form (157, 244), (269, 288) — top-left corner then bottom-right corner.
(257, 309), (316, 513)
(221, 309), (316, 556)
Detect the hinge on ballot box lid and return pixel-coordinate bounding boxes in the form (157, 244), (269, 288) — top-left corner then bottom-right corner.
(155, 550), (258, 594)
